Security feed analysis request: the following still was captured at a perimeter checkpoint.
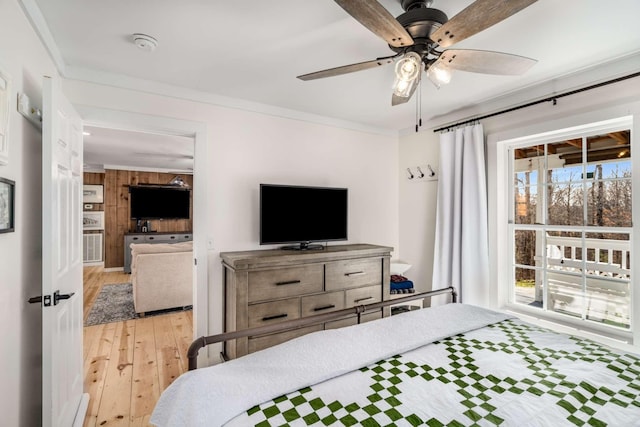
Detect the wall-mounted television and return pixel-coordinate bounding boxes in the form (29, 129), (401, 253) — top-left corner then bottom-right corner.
(260, 184), (348, 250)
(129, 185), (191, 220)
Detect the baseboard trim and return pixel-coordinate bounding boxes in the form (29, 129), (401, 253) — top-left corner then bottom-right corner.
(104, 266), (124, 273)
(83, 261), (104, 267)
(72, 393), (90, 427)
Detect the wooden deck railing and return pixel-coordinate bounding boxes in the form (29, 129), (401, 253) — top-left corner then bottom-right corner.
(542, 235), (630, 327)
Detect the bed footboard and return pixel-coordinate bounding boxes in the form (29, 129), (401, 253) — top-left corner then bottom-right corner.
(187, 286), (456, 370)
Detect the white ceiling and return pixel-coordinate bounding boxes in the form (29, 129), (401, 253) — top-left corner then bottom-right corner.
(82, 126), (193, 173)
(25, 0), (640, 170)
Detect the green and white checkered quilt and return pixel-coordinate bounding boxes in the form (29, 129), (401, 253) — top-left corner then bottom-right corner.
(229, 320), (640, 426)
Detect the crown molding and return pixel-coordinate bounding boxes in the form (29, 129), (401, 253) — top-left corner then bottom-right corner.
(65, 66), (398, 137)
(18, 0), (67, 76)
(402, 50), (640, 136)
(18, 0), (398, 138)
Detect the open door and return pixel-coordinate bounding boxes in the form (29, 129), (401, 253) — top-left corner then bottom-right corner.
(41, 76), (87, 426)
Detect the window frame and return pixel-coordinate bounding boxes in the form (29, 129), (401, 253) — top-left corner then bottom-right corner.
(497, 116), (635, 344)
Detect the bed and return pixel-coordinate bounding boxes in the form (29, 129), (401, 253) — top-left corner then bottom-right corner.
(150, 291), (640, 426)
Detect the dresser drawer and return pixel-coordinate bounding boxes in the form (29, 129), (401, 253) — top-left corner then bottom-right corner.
(345, 285), (382, 307)
(248, 325), (323, 353)
(248, 298), (300, 328)
(144, 234), (179, 243)
(248, 264), (324, 302)
(301, 291), (345, 317)
(326, 258), (381, 291)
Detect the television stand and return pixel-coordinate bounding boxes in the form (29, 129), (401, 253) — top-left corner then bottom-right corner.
(281, 242), (324, 251)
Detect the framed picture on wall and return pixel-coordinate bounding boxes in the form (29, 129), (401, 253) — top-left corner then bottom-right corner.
(0, 177), (15, 233)
(83, 211), (104, 230)
(83, 184), (104, 203)
(0, 64), (11, 165)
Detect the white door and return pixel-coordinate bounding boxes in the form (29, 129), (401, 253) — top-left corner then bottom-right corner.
(42, 76), (87, 427)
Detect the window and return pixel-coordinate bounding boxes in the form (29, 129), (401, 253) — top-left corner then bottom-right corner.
(508, 119), (632, 333)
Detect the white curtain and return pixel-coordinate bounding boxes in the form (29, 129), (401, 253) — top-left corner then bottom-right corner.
(432, 123), (489, 305)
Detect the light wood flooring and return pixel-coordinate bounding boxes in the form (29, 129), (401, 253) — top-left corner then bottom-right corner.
(82, 266), (193, 427)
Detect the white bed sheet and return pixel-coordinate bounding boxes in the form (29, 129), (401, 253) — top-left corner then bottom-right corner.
(150, 303), (512, 426)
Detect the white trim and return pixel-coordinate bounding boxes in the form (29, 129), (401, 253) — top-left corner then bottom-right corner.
(17, 0), (396, 137)
(77, 106), (211, 363)
(505, 308), (637, 354)
(496, 116), (632, 149)
(71, 393), (90, 427)
(66, 67), (397, 137)
(17, 0), (67, 76)
(102, 164), (193, 174)
(420, 51), (640, 134)
(82, 261), (104, 267)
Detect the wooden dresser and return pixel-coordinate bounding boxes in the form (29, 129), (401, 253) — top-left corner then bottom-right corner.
(221, 244), (392, 359)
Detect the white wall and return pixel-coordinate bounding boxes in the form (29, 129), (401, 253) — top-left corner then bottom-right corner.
(62, 79), (400, 355)
(398, 130), (439, 293)
(0, 1), (60, 425)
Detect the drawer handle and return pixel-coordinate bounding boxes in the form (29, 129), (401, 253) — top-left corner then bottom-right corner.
(313, 304), (336, 312)
(354, 296), (373, 303)
(262, 313), (288, 321)
(345, 271), (365, 277)
(275, 280), (301, 286)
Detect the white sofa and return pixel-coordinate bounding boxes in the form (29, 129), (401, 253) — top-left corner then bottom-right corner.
(130, 241), (193, 315)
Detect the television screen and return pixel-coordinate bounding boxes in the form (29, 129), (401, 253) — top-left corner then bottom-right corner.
(129, 185), (191, 219)
(260, 184), (348, 248)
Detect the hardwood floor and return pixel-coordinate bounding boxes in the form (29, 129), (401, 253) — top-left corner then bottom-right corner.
(83, 266), (193, 427)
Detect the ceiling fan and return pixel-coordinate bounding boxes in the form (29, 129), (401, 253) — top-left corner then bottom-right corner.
(297, 0), (538, 106)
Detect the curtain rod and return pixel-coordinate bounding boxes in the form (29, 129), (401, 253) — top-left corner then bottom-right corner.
(433, 70), (640, 133)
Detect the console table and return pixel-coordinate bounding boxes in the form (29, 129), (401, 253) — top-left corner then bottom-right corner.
(221, 243), (392, 359)
(123, 231), (192, 273)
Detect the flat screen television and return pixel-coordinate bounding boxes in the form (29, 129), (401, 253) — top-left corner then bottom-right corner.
(129, 185), (191, 220)
(260, 184), (348, 250)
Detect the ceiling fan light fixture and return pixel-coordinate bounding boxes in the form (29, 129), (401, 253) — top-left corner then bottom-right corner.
(427, 61), (452, 88)
(393, 52), (422, 98)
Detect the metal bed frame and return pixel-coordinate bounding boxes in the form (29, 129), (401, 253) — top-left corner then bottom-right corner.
(187, 286), (457, 370)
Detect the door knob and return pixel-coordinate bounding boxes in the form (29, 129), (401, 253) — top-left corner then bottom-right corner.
(53, 290), (75, 305)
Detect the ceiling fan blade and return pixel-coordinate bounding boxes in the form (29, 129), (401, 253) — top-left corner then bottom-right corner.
(430, 0), (538, 48)
(297, 55), (397, 81)
(435, 49), (536, 75)
(334, 0), (414, 48)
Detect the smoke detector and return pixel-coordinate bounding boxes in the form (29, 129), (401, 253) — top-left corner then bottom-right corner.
(132, 33), (158, 51)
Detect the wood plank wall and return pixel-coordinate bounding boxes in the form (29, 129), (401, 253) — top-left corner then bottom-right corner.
(83, 170), (193, 269)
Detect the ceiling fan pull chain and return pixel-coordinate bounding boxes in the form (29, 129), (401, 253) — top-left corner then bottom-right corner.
(419, 77), (423, 128)
(415, 76), (423, 133)
(415, 80), (419, 132)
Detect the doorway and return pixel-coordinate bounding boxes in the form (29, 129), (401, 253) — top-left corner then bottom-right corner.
(77, 107), (209, 423)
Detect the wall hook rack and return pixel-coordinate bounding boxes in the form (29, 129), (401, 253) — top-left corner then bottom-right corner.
(406, 167), (414, 179)
(406, 164), (438, 181)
